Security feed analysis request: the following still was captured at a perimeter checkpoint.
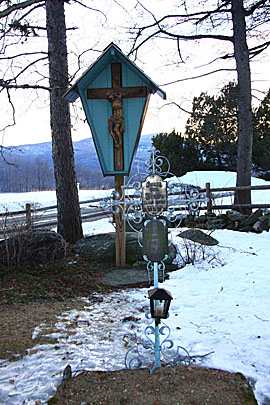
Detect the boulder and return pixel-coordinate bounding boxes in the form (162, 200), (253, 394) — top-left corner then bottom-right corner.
(253, 220), (270, 233)
(73, 232), (177, 264)
(177, 229), (219, 246)
(0, 230), (67, 265)
(226, 210), (246, 222)
(245, 209), (262, 226)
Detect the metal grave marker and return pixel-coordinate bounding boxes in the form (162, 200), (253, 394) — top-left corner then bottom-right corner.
(142, 174), (167, 217)
(143, 219), (168, 262)
(102, 148), (209, 372)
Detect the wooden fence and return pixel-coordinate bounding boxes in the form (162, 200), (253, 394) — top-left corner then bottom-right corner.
(1, 183), (270, 233)
(0, 197), (111, 233)
(203, 183), (270, 213)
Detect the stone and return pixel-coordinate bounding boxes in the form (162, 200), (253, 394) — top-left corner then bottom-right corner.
(0, 230), (67, 265)
(245, 209), (262, 226)
(73, 232), (177, 264)
(253, 221), (262, 233)
(206, 218), (226, 229)
(177, 229), (219, 246)
(253, 220), (269, 233)
(100, 267), (149, 288)
(196, 215), (208, 224)
(226, 210), (246, 222)
(258, 215), (269, 224)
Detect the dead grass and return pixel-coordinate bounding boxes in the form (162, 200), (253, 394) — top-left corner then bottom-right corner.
(0, 255), (114, 360)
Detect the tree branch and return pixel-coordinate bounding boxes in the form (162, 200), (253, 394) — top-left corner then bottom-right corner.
(0, 51), (47, 60)
(159, 29), (233, 42)
(245, 0), (269, 16)
(0, 88), (16, 134)
(71, 0), (107, 20)
(0, 0), (45, 19)
(249, 40), (270, 58)
(0, 81), (50, 91)
(160, 68), (235, 86)
(195, 0), (231, 25)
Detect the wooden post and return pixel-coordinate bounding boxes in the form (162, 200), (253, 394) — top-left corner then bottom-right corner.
(206, 182), (212, 214)
(115, 175), (126, 266)
(26, 203), (32, 229)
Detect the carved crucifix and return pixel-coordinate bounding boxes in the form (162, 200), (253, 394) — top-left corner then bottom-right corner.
(87, 63), (147, 171)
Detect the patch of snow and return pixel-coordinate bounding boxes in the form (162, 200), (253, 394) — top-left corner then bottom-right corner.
(1, 171), (270, 404)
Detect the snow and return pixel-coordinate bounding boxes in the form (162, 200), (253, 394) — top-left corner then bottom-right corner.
(0, 189), (112, 213)
(1, 171), (270, 404)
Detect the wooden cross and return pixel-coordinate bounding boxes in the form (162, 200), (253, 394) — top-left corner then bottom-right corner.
(87, 63), (147, 171)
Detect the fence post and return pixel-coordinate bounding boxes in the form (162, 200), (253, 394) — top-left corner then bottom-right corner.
(206, 182), (212, 214)
(26, 203), (32, 229)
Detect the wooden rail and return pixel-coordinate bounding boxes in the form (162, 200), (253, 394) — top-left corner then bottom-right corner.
(0, 197), (110, 233)
(203, 182), (270, 213)
(1, 182), (270, 233)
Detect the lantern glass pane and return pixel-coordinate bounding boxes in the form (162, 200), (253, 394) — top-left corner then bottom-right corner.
(154, 299), (166, 317)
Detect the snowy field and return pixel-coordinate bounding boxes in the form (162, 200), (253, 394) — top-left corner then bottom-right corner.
(0, 171), (270, 404)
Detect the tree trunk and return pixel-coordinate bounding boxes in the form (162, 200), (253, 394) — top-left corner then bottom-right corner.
(231, 0), (253, 212)
(46, 0), (83, 242)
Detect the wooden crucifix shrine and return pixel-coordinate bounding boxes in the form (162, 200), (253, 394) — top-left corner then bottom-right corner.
(87, 63), (147, 172)
(64, 43), (166, 267)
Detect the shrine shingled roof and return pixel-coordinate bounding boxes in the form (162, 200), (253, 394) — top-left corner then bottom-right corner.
(64, 42), (166, 103)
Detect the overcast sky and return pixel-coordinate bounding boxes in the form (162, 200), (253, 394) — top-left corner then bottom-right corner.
(1, 0), (269, 147)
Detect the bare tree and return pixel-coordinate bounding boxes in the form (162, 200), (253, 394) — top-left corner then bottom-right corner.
(130, 0), (270, 211)
(46, 0), (82, 242)
(0, 0), (100, 241)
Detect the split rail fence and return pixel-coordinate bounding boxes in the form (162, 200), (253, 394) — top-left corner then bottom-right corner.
(204, 183), (270, 213)
(1, 183), (270, 235)
(0, 198), (111, 236)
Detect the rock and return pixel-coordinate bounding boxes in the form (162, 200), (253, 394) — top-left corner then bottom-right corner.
(227, 222), (242, 230)
(206, 218), (226, 230)
(253, 221), (263, 233)
(0, 230), (67, 265)
(245, 209), (262, 226)
(196, 215), (208, 224)
(253, 220), (270, 233)
(258, 215), (269, 224)
(226, 210), (246, 222)
(177, 229), (219, 246)
(73, 232), (177, 264)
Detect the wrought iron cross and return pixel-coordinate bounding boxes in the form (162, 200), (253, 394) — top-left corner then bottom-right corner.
(87, 63), (147, 171)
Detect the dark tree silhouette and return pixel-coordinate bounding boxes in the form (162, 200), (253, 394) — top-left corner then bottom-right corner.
(130, 0), (270, 211)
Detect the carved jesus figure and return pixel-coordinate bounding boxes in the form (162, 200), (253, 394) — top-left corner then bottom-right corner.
(106, 90), (125, 149)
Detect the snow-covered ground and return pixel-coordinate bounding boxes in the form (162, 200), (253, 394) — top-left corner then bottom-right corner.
(0, 189), (112, 213)
(1, 171), (270, 404)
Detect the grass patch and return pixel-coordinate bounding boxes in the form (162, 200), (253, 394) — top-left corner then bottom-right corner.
(0, 254), (113, 305)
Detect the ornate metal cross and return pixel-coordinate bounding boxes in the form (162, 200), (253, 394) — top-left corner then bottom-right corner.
(87, 63), (147, 171)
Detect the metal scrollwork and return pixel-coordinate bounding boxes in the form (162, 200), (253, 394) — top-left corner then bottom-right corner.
(101, 147), (208, 226)
(101, 147), (207, 372)
(125, 316), (191, 372)
(145, 146), (171, 176)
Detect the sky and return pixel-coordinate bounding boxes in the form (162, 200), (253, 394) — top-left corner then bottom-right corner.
(1, 170), (270, 404)
(1, 0), (270, 147)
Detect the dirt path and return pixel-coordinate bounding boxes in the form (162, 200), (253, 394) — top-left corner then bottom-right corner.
(50, 364), (257, 405)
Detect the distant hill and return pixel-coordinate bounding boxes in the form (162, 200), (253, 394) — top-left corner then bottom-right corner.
(0, 134), (154, 192)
